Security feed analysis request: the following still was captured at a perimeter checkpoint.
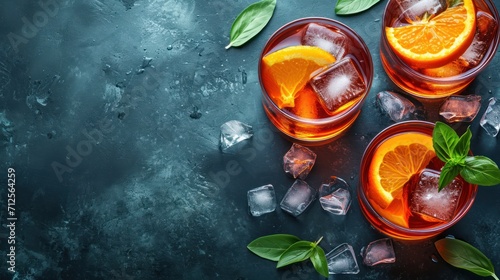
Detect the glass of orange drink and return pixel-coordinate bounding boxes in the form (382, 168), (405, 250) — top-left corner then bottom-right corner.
(259, 18), (373, 143)
(358, 121), (478, 240)
(380, 0), (500, 98)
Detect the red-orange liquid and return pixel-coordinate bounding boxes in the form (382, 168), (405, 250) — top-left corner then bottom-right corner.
(380, 0), (499, 98)
(358, 122), (478, 240)
(259, 18), (372, 142)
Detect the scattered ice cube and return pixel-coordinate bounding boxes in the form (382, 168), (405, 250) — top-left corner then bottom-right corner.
(397, 0), (447, 22)
(280, 180), (317, 217)
(376, 91), (416, 122)
(362, 238), (396, 266)
(439, 95), (481, 123)
(301, 23), (349, 59)
(310, 57), (366, 113)
(480, 97), (500, 137)
(461, 11), (498, 67)
(326, 243), (360, 275)
(409, 169), (463, 222)
(219, 120), (253, 151)
(247, 184), (277, 217)
(318, 176), (351, 215)
(283, 143), (317, 180)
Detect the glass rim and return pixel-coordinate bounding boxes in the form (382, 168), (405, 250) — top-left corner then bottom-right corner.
(380, 0), (500, 83)
(258, 17), (374, 125)
(358, 120), (479, 237)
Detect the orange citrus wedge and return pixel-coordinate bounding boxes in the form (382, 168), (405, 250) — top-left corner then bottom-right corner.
(262, 46), (335, 108)
(385, 0), (476, 68)
(368, 132), (435, 210)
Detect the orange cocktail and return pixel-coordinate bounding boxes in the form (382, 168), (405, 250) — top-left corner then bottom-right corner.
(380, 0), (499, 98)
(259, 18), (373, 142)
(358, 121), (478, 240)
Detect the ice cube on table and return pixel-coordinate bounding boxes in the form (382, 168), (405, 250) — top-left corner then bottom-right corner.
(439, 95), (481, 123)
(280, 179), (317, 217)
(219, 120), (253, 151)
(247, 184), (277, 217)
(461, 11), (498, 67)
(318, 176), (351, 215)
(376, 91), (416, 122)
(397, 0), (447, 22)
(310, 57), (366, 113)
(283, 143), (317, 180)
(409, 169), (463, 222)
(480, 97), (500, 137)
(301, 23), (349, 59)
(362, 238), (396, 266)
(326, 243), (360, 275)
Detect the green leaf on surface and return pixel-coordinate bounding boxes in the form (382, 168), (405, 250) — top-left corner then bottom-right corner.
(461, 156), (500, 186)
(276, 241), (315, 268)
(435, 238), (497, 278)
(335, 0), (380, 15)
(247, 234), (301, 261)
(226, 0), (276, 49)
(432, 121), (459, 163)
(310, 246), (329, 278)
(454, 126), (472, 158)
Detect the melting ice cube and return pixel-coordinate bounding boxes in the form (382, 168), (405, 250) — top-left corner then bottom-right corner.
(409, 169), (463, 222)
(283, 143), (317, 180)
(439, 95), (481, 123)
(318, 176), (351, 215)
(219, 120), (253, 151)
(397, 0), (447, 22)
(280, 179), (317, 217)
(247, 184), (277, 217)
(362, 238), (396, 266)
(461, 11), (498, 67)
(376, 91), (416, 122)
(326, 243), (360, 275)
(480, 97), (500, 137)
(310, 57), (366, 113)
(301, 23), (349, 59)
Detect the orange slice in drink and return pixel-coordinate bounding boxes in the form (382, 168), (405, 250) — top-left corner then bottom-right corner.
(368, 132), (435, 210)
(385, 0), (476, 68)
(262, 46), (336, 108)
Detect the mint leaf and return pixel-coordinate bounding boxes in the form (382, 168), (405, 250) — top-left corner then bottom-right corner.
(438, 162), (462, 191)
(335, 0), (380, 15)
(226, 0), (276, 49)
(433, 121), (459, 162)
(276, 241), (314, 268)
(310, 246), (329, 278)
(454, 126), (472, 158)
(461, 156), (500, 186)
(435, 238), (497, 278)
(247, 234), (301, 261)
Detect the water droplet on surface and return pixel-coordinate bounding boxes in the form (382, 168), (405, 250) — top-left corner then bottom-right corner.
(167, 45), (173, 50)
(431, 254), (439, 263)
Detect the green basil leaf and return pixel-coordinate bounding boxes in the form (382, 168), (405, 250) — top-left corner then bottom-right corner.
(454, 126), (472, 158)
(433, 122), (459, 163)
(435, 238), (496, 277)
(247, 234), (301, 261)
(226, 0), (276, 49)
(461, 156), (500, 186)
(277, 241), (314, 268)
(310, 246), (329, 278)
(438, 162), (462, 192)
(335, 0), (380, 15)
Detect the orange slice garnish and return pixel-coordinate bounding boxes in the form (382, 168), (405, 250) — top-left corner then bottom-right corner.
(262, 46), (335, 108)
(386, 0), (476, 68)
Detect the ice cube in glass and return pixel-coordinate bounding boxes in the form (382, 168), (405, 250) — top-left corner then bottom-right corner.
(409, 169), (463, 222)
(318, 176), (351, 215)
(280, 179), (316, 217)
(439, 95), (481, 123)
(219, 120), (253, 150)
(283, 143), (317, 180)
(301, 23), (349, 59)
(326, 243), (360, 274)
(396, 0), (447, 22)
(310, 57), (366, 113)
(247, 184), (277, 217)
(362, 238), (396, 266)
(480, 97), (500, 137)
(376, 91), (416, 122)
(461, 11), (498, 67)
